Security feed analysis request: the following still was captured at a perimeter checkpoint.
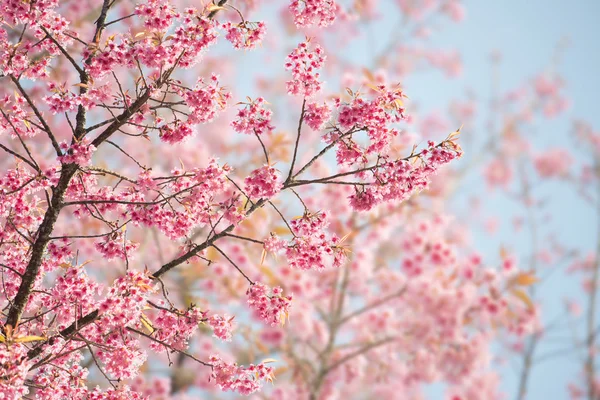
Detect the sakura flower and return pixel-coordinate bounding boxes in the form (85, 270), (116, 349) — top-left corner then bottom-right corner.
(231, 97), (275, 135)
(285, 40), (326, 98)
(289, 0), (337, 28)
(209, 354), (274, 395)
(244, 164), (283, 200)
(222, 21), (267, 49)
(58, 139), (96, 165)
(304, 101), (331, 130)
(247, 282), (293, 326)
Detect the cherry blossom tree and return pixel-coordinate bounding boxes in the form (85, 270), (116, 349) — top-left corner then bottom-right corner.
(0, 0), (595, 399)
(0, 0), (463, 398)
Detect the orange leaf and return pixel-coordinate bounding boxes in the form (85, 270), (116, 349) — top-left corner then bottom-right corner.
(365, 82), (382, 92)
(14, 335), (46, 343)
(362, 68), (375, 82)
(514, 272), (538, 286)
(260, 248), (267, 266)
(272, 226), (291, 236)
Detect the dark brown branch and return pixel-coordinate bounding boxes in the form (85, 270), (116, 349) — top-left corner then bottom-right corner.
(9, 76), (61, 156)
(127, 327), (212, 367)
(254, 130), (269, 164)
(213, 244), (253, 284)
(286, 98), (306, 183)
(225, 233), (264, 245)
(5, 163), (78, 329)
(4, 0), (115, 331)
(0, 142), (38, 171)
(151, 199), (267, 278)
(293, 127), (357, 178)
(104, 13), (136, 27)
(39, 27), (85, 78)
(27, 310), (99, 360)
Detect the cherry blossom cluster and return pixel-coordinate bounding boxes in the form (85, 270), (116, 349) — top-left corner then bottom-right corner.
(333, 85), (407, 157)
(399, 221), (457, 278)
(158, 121), (195, 144)
(43, 83), (80, 114)
(533, 74), (570, 117)
(66, 173), (121, 219)
(231, 97), (275, 135)
(206, 313), (236, 342)
(94, 231), (140, 261)
(87, 5), (219, 75)
(58, 139), (97, 165)
(79, 85), (112, 110)
(122, 160), (236, 239)
(130, 376), (171, 399)
(50, 267), (101, 326)
(285, 40), (326, 98)
(96, 332), (147, 380)
(0, 28), (43, 78)
(0, 94), (35, 138)
(0, 343), (31, 399)
(533, 148), (572, 178)
(484, 158), (512, 188)
(0, 0), (71, 78)
(162, 11), (219, 69)
(246, 282), (293, 326)
(222, 21), (267, 50)
(83, 34), (129, 79)
(149, 307), (204, 351)
(286, 211), (347, 270)
(263, 233), (287, 254)
(176, 74), (231, 126)
(46, 238), (73, 265)
(209, 354), (274, 395)
(289, 0), (337, 28)
(244, 164), (283, 200)
(98, 270), (156, 329)
(135, 0), (178, 31)
(32, 350), (89, 399)
(304, 101), (332, 130)
(349, 140), (462, 211)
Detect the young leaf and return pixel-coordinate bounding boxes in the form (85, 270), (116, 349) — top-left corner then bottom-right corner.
(14, 335), (47, 343)
(514, 272), (538, 286)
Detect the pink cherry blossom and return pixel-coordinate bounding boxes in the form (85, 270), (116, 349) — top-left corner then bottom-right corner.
(244, 164), (283, 200)
(222, 21), (267, 49)
(289, 0), (337, 27)
(285, 40), (326, 98)
(304, 101), (332, 130)
(231, 97), (275, 135)
(209, 354), (274, 395)
(246, 282), (293, 326)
